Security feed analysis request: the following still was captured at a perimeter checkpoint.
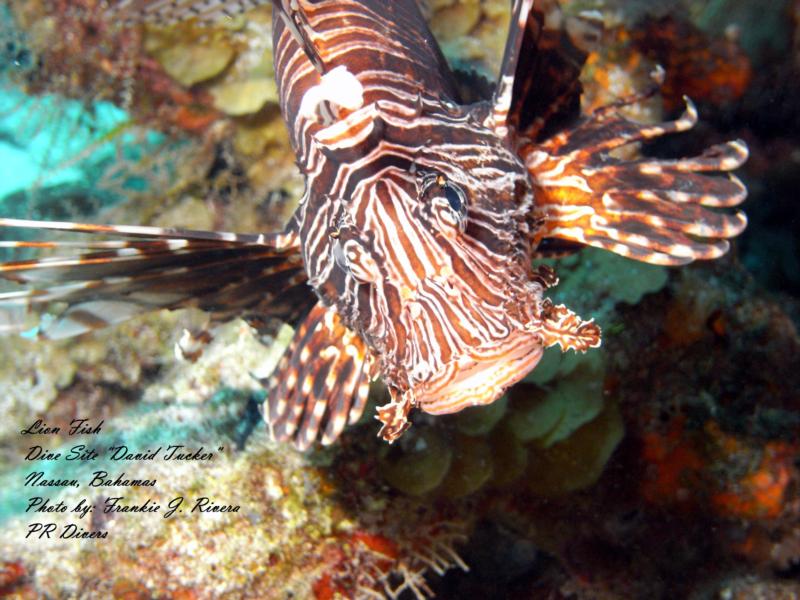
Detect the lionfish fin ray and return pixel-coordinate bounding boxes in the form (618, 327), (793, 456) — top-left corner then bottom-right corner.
(524, 99), (748, 265)
(264, 303), (370, 451)
(271, 1), (326, 73)
(487, 0), (535, 136)
(106, 0), (324, 73)
(106, 0), (271, 25)
(0, 218), (309, 339)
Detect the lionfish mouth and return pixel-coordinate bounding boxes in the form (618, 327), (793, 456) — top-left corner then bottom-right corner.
(412, 329), (544, 415)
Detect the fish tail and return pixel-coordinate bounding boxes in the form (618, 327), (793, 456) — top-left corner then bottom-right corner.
(0, 218), (310, 339)
(522, 98), (748, 265)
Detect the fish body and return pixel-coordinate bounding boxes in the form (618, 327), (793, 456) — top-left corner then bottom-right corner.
(271, 1), (552, 442)
(0, 0), (749, 450)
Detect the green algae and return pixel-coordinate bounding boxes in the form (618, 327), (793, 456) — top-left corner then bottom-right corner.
(489, 422), (529, 487)
(511, 354), (606, 448)
(439, 435), (495, 498)
(379, 427), (454, 496)
(526, 398), (624, 497)
(545, 248), (669, 327)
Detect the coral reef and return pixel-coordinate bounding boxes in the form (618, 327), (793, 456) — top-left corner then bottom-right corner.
(1, 0), (301, 236)
(0, 392), (473, 599)
(0, 0), (799, 598)
(631, 15), (752, 113)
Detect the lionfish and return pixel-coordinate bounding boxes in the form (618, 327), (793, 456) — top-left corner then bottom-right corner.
(0, 0), (748, 450)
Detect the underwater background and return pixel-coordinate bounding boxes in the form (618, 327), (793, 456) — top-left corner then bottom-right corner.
(0, 0), (798, 598)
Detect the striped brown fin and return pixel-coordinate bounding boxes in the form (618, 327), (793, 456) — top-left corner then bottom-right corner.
(106, 0), (271, 24)
(507, 0), (591, 141)
(523, 99), (749, 266)
(0, 218), (312, 338)
(264, 302), (371, 451)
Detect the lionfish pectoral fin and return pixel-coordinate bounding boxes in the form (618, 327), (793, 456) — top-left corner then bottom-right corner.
(537, 298), (601, 352)
(524, 98), (749, 266)
(264, 302), (371, 451)
(0, 218), (310, 339)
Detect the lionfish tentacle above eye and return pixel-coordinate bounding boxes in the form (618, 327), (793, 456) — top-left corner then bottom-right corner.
(0, 218), (311, 338)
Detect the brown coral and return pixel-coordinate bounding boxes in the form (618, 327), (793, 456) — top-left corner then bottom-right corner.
(632, 16), (752, 113)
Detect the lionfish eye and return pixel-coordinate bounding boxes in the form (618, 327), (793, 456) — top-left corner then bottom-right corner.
(421, 173), (468, 232)
(443, 183), (465, 214)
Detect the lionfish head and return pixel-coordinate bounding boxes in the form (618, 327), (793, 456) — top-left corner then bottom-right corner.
(334, 118), (556, 429)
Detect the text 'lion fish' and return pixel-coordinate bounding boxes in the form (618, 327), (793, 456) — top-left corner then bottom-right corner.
(0, 0), (748, 450)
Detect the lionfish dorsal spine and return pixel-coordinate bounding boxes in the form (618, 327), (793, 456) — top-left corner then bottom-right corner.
(486, 0), (535, 138)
